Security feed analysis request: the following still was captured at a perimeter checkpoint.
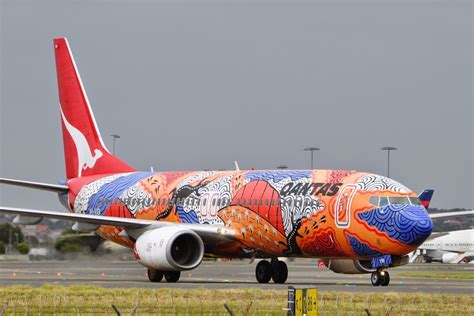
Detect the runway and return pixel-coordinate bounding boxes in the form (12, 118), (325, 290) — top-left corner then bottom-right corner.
(0, 259), (472, 294)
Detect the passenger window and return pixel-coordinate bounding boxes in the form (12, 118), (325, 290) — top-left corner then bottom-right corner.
(379, 196), (389, 206)
(265, 199), (269, 206)
(369, 196), (379, 207)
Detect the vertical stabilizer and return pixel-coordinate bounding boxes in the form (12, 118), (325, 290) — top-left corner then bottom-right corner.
(54, 38), (135, 179)
(418, 189), (434, 209)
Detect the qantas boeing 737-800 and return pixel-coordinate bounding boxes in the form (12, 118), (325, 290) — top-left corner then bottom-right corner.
(2, 38), (471, 286)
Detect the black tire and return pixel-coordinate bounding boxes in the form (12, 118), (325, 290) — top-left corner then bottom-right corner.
(380, 271), (390, 286)
(147, 269), (163, 282)
(255, 260), (272, 283)
(272, 261), (288, 284)
(371, 271), (381, 286)
(164, 271), (181, 283)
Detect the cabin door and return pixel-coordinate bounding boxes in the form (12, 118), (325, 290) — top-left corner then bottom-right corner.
(335, 184), (357, 228)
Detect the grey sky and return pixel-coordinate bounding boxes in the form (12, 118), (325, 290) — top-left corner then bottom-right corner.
(1, 0), (472, 210)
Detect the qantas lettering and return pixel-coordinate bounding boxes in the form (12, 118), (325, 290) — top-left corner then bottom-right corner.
(280, 182), (342, 197)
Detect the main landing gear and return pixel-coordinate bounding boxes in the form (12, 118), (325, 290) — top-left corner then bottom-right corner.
(255, 258), (288, 284)
(147, 269), (181, 283)
(371, 269), (390, 286)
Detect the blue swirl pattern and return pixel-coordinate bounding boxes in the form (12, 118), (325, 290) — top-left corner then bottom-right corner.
(87, 172), (154, 215)
(245, 170), (311, 182)
(357, 205), (432, 246)
(346, 233), (381, 257)
(177, 206), (199, 224)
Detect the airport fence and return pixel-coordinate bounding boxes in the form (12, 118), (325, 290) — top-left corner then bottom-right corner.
(0, 286), (472, 315)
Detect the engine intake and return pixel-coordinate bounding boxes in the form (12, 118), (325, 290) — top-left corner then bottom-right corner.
(134, 226), (204, 271)
(323, 256), (409, 274)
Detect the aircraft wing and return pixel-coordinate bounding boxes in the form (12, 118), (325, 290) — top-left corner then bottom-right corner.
(0, 178), (68, 193)
(0, 206), (235, 242)
(429, 210), (474, 218)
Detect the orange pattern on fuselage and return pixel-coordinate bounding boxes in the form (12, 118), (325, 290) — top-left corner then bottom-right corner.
(68, 169), (425, 259)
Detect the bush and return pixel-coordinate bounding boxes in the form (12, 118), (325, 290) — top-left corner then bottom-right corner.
(55, 236), (83, 253)
(16, 242), (30, 254)
(0, 241), (5, 254)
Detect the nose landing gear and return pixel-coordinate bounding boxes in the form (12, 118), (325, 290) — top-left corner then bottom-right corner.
(371, 269), (390, 286)
(255, 258), (288, 284)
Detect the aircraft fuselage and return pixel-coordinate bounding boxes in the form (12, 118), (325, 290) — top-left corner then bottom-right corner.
(65, 169), (433, 260)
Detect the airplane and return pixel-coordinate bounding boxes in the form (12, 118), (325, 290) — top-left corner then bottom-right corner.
(0, 38), (469, 287)
(411, 228), (474, 264)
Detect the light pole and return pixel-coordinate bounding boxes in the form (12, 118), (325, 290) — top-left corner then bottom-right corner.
(381, 146), (397, 178)
(111, 134), (120, 156)
(304, 147), (320, 170)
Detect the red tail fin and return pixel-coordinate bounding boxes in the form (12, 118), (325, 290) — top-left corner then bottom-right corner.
(54, 38), (135, 179)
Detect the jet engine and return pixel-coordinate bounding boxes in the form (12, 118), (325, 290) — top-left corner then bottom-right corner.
(134, 226), (204, 271)
(441, 252), (459, 264)
(323, 259), (375, 274)
(323, 256), (409, 274)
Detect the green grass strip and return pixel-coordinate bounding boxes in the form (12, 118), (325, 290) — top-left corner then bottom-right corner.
(0, 285), (472, 315)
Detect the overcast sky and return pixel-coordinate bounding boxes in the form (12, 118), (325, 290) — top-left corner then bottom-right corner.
(1, 0), (472, 210)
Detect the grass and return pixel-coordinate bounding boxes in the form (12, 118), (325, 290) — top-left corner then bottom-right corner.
(400, 273), (474, 280)
(0, 285), (472, 315)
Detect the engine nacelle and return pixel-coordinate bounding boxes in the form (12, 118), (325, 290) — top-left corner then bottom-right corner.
(441, 252), (459, 264)
(323, 256), (409, 274)
(134, 226), (204, 271)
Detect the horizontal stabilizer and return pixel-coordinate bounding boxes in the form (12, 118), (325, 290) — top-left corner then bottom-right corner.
(0, 178), (69, 193)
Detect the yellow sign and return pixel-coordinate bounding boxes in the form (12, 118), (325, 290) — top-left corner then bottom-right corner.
(293, 288), (318, 316)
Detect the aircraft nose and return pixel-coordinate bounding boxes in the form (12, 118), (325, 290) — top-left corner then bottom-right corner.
(395, 205), (433, 246)
(357, 204), (433, 247)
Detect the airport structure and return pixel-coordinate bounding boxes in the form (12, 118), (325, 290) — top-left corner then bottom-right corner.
(1, 38), (468, 287)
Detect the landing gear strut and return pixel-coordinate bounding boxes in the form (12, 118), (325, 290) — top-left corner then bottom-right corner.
(255, 259), (288, 284)
(371, 269), (390, 286)
(147, 269), (181, 283)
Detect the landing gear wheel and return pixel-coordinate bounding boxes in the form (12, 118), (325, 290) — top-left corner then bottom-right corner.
(255, 260), (272, 283)
(380, 271), (390, 286)
(164, 271), (180, 283)
(371, 271), (381, 286)
(147, 269), (163, 282)
(272, 261), (288, 284)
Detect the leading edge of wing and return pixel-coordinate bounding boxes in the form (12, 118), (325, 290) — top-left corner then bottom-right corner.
(429, 210), (474, 219)
(0, 178), (69, 193)
(0, 206), (236, 240)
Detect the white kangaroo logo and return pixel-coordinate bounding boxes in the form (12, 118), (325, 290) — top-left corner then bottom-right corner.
(60, 108), (103, 177)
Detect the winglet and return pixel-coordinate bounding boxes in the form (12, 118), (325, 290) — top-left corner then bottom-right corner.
(418, 189), (434, 209)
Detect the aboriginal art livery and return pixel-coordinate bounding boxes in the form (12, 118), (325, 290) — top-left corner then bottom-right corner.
(67, 170), (431, 261)
(0, 38), (441, 287)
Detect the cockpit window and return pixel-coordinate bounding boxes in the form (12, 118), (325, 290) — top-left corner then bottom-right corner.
(379, 196), (389, 206)
(389, 196), (409, 205)
(369, 196), (379, 207)
(409, 197), (421, 205)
